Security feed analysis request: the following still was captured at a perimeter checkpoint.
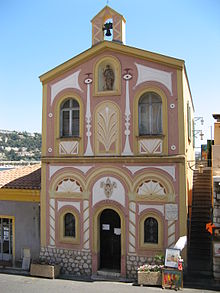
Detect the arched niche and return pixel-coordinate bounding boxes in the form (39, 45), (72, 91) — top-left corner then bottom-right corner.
(94, 56), (121, 96)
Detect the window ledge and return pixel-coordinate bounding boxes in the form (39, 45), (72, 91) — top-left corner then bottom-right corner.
(94, 90), (121, 97)
(139, 244), (163, 250)
(137, 134), (165, 139)
(58, 136), (81, 141)
(59, 237), (80, 245)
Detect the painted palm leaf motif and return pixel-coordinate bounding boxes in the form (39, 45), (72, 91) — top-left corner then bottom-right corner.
(56, 178), (82, 193)
(138, 180), (166, 196)
(97, 106), (118, 152)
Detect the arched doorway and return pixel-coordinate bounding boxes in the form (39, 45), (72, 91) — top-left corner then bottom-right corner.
(99, 209), (121, 271)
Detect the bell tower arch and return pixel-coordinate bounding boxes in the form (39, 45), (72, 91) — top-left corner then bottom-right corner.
(91, 5), (126, 46)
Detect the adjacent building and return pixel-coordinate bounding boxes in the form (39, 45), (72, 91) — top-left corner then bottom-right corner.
(212, 114), (220, 280)
(0, 164), (41, 266)
(39, 6), (194, 278)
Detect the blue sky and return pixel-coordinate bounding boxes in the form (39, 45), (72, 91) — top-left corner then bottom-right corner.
(0, 0), (220, 148)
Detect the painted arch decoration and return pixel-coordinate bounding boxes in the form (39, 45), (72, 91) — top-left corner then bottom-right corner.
(134, 63), (173, 96)
(138, 180), (166, 197)
(50, 70), (82, 105)
(56, 178), (83, 193)
(135, 174), (175, 202)
(92, 176), (125, 207)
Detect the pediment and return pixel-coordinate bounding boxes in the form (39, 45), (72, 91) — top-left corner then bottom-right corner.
(39, 41), (184, 84)
(91, 5), (125, 23)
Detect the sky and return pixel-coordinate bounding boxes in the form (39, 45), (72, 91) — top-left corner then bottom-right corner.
(0, 0), (220, 148)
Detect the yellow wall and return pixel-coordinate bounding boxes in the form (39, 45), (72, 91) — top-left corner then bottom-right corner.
(41, 84), (47, 157)
(182, 69), (194, 198)
(0, 189), (40, 202)
(214, 122), (220, 145)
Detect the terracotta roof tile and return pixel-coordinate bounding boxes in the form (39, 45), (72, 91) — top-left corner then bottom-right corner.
(0, 164), (41, 190)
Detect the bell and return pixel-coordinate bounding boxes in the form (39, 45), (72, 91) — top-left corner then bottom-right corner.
(103, 21), (113, 37)
(105, 29), (112, 37)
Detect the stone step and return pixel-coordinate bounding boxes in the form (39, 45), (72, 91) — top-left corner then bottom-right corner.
(191, 206), (211, 210)
(188, 248), (212, 257)
(189, 233), (212, 240)
(189, 241), (211, 250)
(192, 194), (211, 198)
(192, 195), (212, 199)
(190, 219), (212, 224)
(188, 249), (212, 256)
(95, 269), (121, 280)
(191, 211), (212, 215)
(188, 263), (212, 272)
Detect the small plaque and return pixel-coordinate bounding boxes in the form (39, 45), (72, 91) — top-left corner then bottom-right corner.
(102, 224), (110, 230)
(114, 228), (121, 235)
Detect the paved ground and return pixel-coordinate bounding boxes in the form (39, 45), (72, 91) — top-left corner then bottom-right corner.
(0, 273), (219, 293)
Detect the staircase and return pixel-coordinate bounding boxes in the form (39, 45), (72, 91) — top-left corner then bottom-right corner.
(188, 168), (213, 277)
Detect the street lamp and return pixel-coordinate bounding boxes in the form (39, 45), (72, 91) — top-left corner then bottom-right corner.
(193, 129), (204, 140)
(194, 116), (204, 125)
(193, 116), (204, 141)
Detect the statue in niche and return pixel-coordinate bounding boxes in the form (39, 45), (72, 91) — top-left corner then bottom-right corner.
(103, 64), (114, 91)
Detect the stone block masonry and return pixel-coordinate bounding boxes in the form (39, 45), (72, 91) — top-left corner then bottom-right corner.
(40, 248), (156, 278)
(39, 247), (92, 276)
(126, 255), (154, 279)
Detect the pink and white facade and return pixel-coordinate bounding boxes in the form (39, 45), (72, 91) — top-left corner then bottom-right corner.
(39, 6), (194, 278)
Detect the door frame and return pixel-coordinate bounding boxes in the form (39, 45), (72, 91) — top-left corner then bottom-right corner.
(0, 215), (15, 266)
(92, 204), (126, 276)
(99, 208), (121, 270)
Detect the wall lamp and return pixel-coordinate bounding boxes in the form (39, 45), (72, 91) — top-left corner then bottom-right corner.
(194, 116), (204, 125)
(188, 162), (204, 174)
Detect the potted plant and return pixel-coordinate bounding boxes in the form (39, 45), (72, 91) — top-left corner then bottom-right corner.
(138, 255), (164, 286)
(30, 260), (60, 279)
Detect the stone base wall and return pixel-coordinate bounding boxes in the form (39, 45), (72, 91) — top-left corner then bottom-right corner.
(126, 255), (154, 279)
(39, 247), (92, 276)
(39, 249), (156, 278)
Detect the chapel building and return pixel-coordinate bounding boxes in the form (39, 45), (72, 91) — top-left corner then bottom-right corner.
(39, 6), (194, 278)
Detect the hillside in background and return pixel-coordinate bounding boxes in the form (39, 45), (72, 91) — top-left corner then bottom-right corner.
(0, 130), (41, 161)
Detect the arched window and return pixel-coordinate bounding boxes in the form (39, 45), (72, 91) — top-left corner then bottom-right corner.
(144, 217), (158, 244)
(138, 92), (162, 135)
(64, 213), (75, 237)
(60, 99), (79, 137)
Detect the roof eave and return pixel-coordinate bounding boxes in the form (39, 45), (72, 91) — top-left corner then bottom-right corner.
(39, 41), (185, 84)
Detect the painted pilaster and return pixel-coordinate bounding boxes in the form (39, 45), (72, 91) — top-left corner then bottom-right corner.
(83, 200), (90, 250)
(49, 198), (56, 246)
(40, 163), (47, 246)
(122, 71), (133, 155)
(129, 202), (136, 253)
(167, 220), (176, 247)
(84, 75), (94, 156)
